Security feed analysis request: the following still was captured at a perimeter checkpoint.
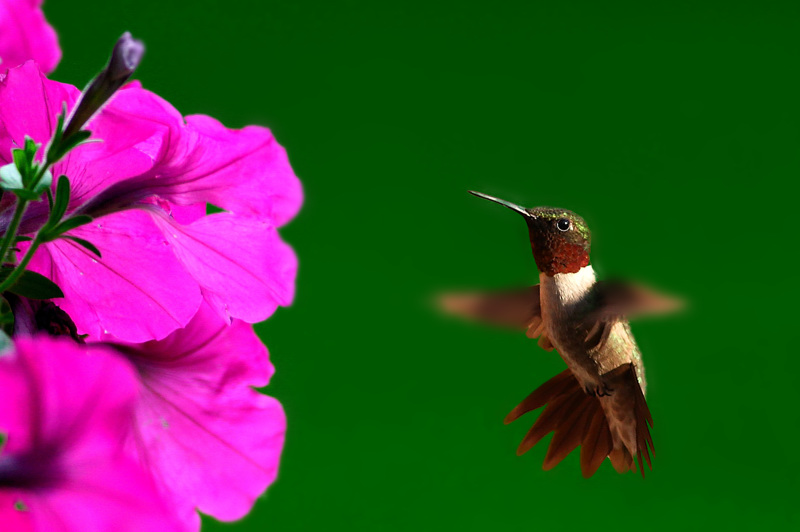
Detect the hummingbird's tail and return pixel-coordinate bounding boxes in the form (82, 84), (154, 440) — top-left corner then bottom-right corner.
(504, 364), (653, 478)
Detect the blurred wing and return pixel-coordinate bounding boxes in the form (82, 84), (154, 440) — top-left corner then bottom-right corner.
(591, 280), (683, 320)
(582, 280), (683, 350)
(438, 286), (554, 350)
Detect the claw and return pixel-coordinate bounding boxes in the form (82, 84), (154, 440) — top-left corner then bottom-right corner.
(598, 383), (614, 397)
(584, 382), (614, 397)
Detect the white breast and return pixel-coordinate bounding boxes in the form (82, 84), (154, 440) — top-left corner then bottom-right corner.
(539, 265), (599, 385)
(539, 264), (597, 320)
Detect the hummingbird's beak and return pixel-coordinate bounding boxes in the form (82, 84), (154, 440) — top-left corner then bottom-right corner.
(468, 191), (532, 218)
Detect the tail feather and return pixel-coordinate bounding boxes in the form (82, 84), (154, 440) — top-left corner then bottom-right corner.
(516, 390), (583, 455)
(506, 365), (654, 478)
(543, 396), (597, 470)
(579, 405), (613, 478)
(603, 363), (655, 478)
(609, 447), (634, 474)
(633, 377), (655, 477)
(504, 370), (576, 424)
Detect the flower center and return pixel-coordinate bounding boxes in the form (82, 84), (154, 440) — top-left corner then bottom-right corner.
(8, 296), (84, 343)
(0, 451), (62, 489)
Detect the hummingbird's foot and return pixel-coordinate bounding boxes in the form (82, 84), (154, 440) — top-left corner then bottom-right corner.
(584, 382), (614, 397)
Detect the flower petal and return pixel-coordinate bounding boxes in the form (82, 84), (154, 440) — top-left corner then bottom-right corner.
(0, 0), (61, 74)
(0, 493), (32, 532)
(62, 83), (184, 208)
(80, 112), (303, 227)
(0, 61), (76, 166)
(9, 459), (186, 532)
(150, 211), (297, 323)
(0, 64), (302, 230)
(174, 114), (303, 225)
(0, 63), (168, 227)
(25, 209), (202, 342)
(0, 336), (185, 532)
(118, 303), (284, 525)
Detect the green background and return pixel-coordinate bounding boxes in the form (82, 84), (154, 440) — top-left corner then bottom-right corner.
(47, 0), (798, 530)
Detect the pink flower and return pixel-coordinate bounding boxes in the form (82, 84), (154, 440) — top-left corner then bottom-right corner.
(0, 336), (184, 532)
(0, 62), (302, 342)
(110, 302), (285, 529)
(0, 0), (60, 73)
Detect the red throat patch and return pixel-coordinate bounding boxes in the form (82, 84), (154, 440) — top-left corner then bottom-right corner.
(530, 238), (590, 276)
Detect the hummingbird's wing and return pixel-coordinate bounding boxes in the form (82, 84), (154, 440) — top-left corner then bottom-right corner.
(590, 280), (683, 320)
(582, 281), (683, 351)
(438, 286), (554, 350)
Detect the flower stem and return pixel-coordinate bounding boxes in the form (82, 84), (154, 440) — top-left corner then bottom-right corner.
(0, 151), (56, 267)
(0, 199), (30, 265)
(28, 162), (50, 192)
(0, 235), (41, 294)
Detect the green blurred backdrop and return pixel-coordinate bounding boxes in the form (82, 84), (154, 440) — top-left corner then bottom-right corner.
(47, 0), (798, 530)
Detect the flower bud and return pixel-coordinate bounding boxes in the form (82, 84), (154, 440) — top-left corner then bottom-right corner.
(62, 32), (144, 140)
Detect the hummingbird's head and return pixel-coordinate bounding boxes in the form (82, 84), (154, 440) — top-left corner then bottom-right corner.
(469, 191), (591, 276)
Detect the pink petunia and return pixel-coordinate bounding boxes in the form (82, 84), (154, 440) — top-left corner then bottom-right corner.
(0, 0), (60, 74)
(109, 301), (286, 530)
(0, 335), (185, 532)
(0, 62), (302, 342)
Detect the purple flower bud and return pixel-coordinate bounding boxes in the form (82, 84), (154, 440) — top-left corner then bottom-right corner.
(106, 31), (144, 82)
(61, 32), (145, 140)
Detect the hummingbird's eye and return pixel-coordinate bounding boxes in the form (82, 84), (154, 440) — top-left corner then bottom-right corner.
(556, 218), (571, 232)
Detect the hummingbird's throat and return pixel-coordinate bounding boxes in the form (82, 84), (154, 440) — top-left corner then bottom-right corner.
(529, 236), (590, 276)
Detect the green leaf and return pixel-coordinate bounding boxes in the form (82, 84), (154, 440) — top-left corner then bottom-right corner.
(0, 295), (12, 337)
(2, 155), (49, 200)
(44, 215), (94, 240)
(23, 136), (39, 158)
(62, 235), (102, 258)
(15, 137), (41, 187)
(11, 148), (29, 177)
(61, 130), (93, 151)
(13, 236), (33, 243)
(5, 270), (64, 299)
(49, 175), (71, 225)
(48, 130), (93, 163)
(46, 106), (66, 160)
(47, 104), (98, 164)
(10, 189), (41, 201)
(0, 330), (9, 356)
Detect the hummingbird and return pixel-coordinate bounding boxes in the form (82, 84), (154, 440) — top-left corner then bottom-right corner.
(440, 191), (680, 477)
